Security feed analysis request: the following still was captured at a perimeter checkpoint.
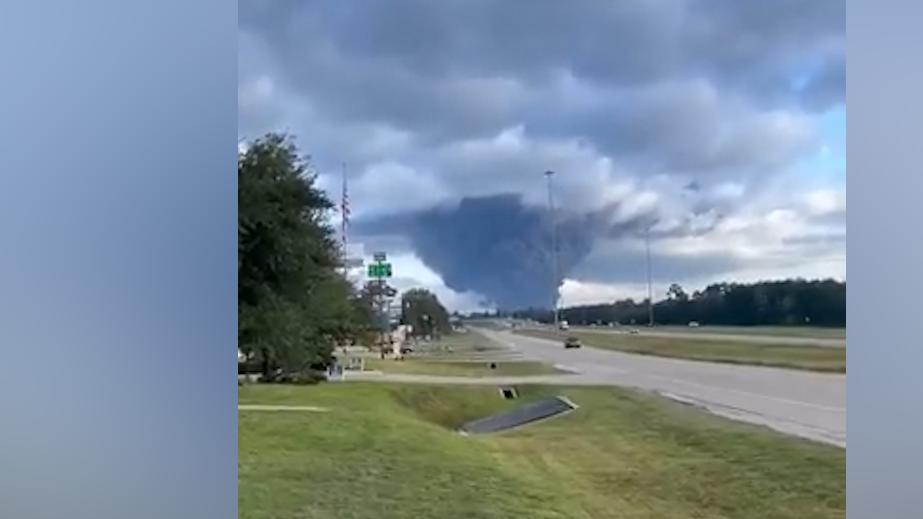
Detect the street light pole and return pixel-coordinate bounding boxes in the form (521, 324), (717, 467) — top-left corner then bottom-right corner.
(545, 170), (560, 330)
(645, 225), (654, 327)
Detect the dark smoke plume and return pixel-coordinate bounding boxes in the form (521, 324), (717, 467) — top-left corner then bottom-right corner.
(355, 194), (649, 309)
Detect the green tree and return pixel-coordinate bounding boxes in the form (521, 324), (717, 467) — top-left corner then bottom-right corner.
(401, 288), (451, 338)
(666, 283), (689, 302)
(238, 133), (364, 378)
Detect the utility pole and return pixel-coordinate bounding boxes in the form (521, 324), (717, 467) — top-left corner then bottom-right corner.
(645, 226), (654, 327)
(545, 170), (560, 330)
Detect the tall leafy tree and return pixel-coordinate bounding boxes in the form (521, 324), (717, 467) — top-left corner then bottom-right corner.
(238, 133), (362, 377)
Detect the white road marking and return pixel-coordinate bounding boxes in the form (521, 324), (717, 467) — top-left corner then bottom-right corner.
(238, 405), (329, 412)
(644, 373), (845, 413)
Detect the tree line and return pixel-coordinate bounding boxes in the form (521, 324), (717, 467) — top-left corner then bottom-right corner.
(505, 279), (846, 327)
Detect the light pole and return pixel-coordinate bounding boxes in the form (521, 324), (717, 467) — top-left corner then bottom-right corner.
(545, 170), (560, 330)
(645, 225), (654, 327)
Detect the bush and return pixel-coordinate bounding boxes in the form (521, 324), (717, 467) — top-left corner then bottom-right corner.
(238, 360), (263, 375)
(260, 369), (327, 385)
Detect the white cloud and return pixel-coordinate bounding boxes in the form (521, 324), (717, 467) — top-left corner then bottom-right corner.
(388, 253), (487, 313)
(560, 279), (650, 306)
(710, 181), (745, 199)
(431, 125), (643, 213)
(239, 2), (845, 308)
(656, 205), (838, 263)
(238, 75), (275, 109)
(350, 245), (488, 313)
(349, 161), (449, 218)
(802, 188), (846, 216)
(614, 190), (659, 223)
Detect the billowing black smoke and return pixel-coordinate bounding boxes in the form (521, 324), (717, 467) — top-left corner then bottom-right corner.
(356, 194), (648, 309)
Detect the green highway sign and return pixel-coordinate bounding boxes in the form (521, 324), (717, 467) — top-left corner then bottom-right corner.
(367, 262), (392, 278)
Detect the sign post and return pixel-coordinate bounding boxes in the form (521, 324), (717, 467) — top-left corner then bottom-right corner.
(367, 262), (392, 278)
(367, 252), (396, 356)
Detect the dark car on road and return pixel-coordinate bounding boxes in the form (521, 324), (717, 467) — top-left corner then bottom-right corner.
(564, 336), (581, 349)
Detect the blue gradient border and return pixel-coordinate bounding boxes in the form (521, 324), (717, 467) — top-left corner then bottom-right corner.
(0, 2), (236, 518)
(847, 0), (923, 516)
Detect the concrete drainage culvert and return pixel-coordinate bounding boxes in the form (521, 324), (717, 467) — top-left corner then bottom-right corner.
(458, 396), (578, 435)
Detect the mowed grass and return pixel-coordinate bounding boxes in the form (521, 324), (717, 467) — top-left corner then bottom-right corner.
(239, 383), (845, 519)
(412, 331), (507, 357)
(517, 329), (846, 373)
(615, 325), (846, 340)
(365, 358), (565, 377)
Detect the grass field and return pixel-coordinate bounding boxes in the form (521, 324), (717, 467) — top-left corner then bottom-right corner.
(239, 383), (845, 519)
(517, 329), (846, 373)
(410, 331), (508, 358)
(365, 358), (565, 377)
(580, 325), (847, 340)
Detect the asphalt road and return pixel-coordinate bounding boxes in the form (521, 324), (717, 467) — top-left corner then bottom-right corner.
(568, 326), (846, 348)
(477, 328), (846, 447)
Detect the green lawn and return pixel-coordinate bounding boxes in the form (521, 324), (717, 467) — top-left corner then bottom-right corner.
(410, 331), (507, 357)
(517, 329), (846, 373)
(631, 325), (846, 340)
(239, 383), (845, 519)
(365, 358), (565, 377)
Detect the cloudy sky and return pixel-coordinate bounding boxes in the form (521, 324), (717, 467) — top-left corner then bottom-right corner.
(239, 0), (845, 312)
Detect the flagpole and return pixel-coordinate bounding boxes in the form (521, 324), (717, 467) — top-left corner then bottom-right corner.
(341, 162), (349, 271)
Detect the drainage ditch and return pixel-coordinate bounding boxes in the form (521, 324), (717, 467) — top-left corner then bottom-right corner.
(458, 395), (578, 434)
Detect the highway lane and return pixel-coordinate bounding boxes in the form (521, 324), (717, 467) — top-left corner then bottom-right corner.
(476, 328), (846, 447)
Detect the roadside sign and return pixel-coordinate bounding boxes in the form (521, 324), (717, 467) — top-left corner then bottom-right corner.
(373, 251), (387, 261)
(367, 262), (392, 278)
